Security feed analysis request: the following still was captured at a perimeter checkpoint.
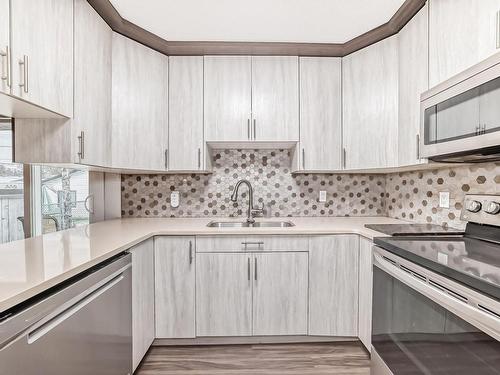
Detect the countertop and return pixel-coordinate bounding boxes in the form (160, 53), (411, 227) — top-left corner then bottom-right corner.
(0, 216), (404, 314)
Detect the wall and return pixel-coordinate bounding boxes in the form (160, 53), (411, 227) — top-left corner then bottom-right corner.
(121, 149), (386, 218)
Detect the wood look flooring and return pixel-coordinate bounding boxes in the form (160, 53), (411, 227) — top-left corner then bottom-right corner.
(136, 342), (370, 374)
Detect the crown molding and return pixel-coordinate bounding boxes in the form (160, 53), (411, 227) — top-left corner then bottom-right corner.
(87, 0), (427, 57)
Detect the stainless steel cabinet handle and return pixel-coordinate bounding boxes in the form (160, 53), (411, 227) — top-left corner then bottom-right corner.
(342, 148), (347, 169)
(198, 148), (201, 169)
(77, 131), (85, 160)
(302, 149), (305, 169)
(19, 55), (29, 93)
(254, 257), (257, 281)
(247, 119), (251, 140)
(0, 45), (11, 88)
(189, 241), (193, 265)
(416, 134), (420, 160)
(497, 10), (500, 49)
(247, 258), (250, 281)
(164, 149), (168, 169)
(253, 119), (257, 140)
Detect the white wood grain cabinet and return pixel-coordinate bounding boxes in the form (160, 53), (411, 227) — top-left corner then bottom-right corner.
(299, 57), (342, 171)
(429, 0), (500, 86)
(196, 253), (253, 337)
(342, 35), (399, 169)
(253, 252), (308, 336)
(10, 0), (73, 117)
(309, 236), (359, 337)
(204, 56), (252, 142)
(155, 236), (196, 338)
(0, 0), (9, 95)
(130, 239), (155, 372)
(358, 237), (373, 351)
(398, 4), (428, 167)
(112, 33), (168, 170)
(168, 56), (205, 171)
(251, 56), (299, 141)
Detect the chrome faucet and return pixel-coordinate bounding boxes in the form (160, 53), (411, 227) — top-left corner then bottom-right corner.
(230, 179), (264, 224)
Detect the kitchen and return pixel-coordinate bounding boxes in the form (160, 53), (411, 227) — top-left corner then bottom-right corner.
(1, 0), (500, 374)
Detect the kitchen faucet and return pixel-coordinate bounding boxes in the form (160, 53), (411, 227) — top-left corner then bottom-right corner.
(230, 179), (264, 224)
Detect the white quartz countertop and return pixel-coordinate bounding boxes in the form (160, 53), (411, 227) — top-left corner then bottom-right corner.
(0, 216), (405, 314)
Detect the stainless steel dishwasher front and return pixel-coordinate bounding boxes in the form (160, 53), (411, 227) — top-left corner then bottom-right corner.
(0, 253), (132, 375)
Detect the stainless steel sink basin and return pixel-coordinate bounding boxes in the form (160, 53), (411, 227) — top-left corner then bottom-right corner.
(207, 221), (295, 228)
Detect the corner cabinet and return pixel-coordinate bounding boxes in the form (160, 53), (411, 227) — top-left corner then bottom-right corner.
(298, 57), (342, 171)
(342, 35), (399, 169)
(111, 33), (168, 171)
(155, 236), (196, 339)
(130, 239), (155, 372)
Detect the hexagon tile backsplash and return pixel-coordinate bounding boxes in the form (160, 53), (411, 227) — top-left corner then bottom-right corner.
(121, 149), (386, 218)
(121, 149), (500, 228)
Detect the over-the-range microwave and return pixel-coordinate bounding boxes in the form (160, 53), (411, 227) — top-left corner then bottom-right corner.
(420, 51), (500, 163)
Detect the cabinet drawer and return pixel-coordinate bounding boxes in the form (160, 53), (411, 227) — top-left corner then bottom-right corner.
(196, 236), (309, 252)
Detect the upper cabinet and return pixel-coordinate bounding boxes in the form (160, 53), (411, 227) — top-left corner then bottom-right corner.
(168, 56), (205, 171)
(204, 56), (252, 142)
(9, 0), (73, 117)
(111, 33), (168, 171)
(429, 0), (500, 87)
(0, 0), (9, 95)
(73, 0), (112, 167)
(342, 35), (399, 170)
(398, 4), (429, 167)
(204, 56), (299, 143)
(299, 57), (342, 171)
(251, 56), (299, 141)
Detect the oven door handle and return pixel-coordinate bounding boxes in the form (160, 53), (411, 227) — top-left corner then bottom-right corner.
(374, 251), (500, 341)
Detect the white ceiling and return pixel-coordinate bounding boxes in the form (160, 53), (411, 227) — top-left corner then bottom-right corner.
(109, 0), (406, 44)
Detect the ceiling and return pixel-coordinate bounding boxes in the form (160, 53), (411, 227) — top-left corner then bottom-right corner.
(109, 0), (406, 44)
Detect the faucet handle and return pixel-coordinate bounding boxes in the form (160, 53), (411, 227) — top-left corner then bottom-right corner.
(251, 202), (265, 216)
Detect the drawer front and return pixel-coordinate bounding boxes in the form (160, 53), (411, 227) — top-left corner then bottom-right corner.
(196, 236), (309, 252)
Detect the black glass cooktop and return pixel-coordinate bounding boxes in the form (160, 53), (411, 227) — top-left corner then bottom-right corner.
(365, 223), (464, 236)
(374, 234), (500, 300)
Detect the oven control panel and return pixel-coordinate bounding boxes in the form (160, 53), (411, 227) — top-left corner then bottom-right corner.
(461, 194), (500, 225)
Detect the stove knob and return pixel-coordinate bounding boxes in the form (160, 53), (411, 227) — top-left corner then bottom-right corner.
(465, 200), (482, 213)
(484, 201), (500, 215)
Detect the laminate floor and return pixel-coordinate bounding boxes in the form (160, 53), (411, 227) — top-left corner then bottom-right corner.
(136, 342), (371, 374)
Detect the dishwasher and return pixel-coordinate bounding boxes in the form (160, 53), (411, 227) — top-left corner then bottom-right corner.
(0, 253), (132, 375)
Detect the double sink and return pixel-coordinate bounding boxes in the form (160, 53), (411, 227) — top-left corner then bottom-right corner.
(207, 221), (295, 228)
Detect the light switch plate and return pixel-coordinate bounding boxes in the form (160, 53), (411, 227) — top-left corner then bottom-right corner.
(171, 191), (180, 208)
(319, 191), (327, 202)
(439, 191), (450, 208)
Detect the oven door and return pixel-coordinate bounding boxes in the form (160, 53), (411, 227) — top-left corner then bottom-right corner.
(371, 247), (500, 375)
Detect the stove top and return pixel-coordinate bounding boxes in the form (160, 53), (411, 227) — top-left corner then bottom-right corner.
(365, 223), (464, 236)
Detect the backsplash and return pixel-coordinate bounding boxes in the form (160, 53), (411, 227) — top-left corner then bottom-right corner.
(121, 149), (386, 218)
(385, 162), (500, 229)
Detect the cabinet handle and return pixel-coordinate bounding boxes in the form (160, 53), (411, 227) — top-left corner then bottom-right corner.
(342, 148), (347, 169)
(497, 10), (500, 49)
(164, 149), (168, 169)
(189, 241), (193, 265)
(247, 257), (250, 281)
(77, 131), (85, 160)
(0, 45), (11, 88)
(198, 148), (201, 169)
(247, 119), (251, 140)
(302, 148), (305, 169)
(19, 55), (28, 93)
(254, 257), (257, 281)
(253, 119), (257, 140)
(241, 241), (264, 250)
(416, 134), (420, 160)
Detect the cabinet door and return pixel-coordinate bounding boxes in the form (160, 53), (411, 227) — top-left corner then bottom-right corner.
(130, 239), (155, 371)
(155, 236), (196, 338)
(10, 0), (73, 117)
(253, 252), (308, 336)
(204, 56), (252, 141)
(251, 56), (299, 141)
(168, 57), (204, 171)
(0, 0), (9, 94)
(111, 33), (168, 170)
(342, 36), (399, 169)
(429, 0), (500, 86)
(358, 237), (373, 351)
(73, 0), (112, 167)
(309, 236), (359, 336)
(398, 4), (428, 167)
(299, 57), (342, 170)
(196, 253), (252, 336)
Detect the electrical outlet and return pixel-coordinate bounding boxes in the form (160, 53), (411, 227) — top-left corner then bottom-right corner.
(319, 191), (327, 202)
(171, 191), (180, 208)
(439, 191), (450, 208)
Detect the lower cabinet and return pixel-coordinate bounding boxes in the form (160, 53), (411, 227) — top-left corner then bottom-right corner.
(309, 235), (359, 336)
(155, 236), (196, 338)
(196, 252), (308, 337)
(130, 239), (155, 371)
(358, 237), (373, 351)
